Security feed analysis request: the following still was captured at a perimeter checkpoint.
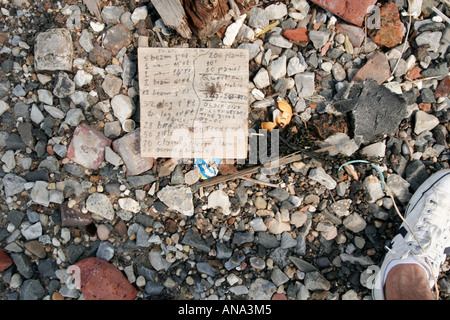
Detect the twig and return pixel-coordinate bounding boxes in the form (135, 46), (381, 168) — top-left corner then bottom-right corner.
(253, 21), (280, 40)
(390, 76), (440, 87)
(241, 176), (280, 188)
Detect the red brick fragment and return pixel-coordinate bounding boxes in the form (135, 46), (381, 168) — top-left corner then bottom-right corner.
(0, 248), (13, 272)
(282, 27), (309, 42)
(309, 0), (377, 26)
(74, 257), (137, 300)
(352, 52), (391, 85)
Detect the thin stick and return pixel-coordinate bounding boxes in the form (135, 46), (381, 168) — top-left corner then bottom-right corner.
(390, 76), (440, 87)
(241, 176), (280, 188)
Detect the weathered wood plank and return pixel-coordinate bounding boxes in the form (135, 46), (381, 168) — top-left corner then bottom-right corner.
(151, 0), (192, 39)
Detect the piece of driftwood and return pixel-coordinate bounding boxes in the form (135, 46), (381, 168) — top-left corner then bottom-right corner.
(183, 0), (232, 39)
(196, 145), (336, 188)
(151, 0), (193, 39)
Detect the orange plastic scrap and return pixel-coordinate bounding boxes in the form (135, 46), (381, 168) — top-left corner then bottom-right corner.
(261, 100), (293, 131)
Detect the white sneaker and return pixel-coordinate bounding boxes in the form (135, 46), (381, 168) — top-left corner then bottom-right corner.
(372, 169), (450, 300)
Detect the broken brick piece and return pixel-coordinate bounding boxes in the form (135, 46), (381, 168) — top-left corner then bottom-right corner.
(309, 0), (377, 27)
(369, 2), (403, 48)
(352, 52), (391, 85)
(282, 27), (309, 42)
(66, 123), (112, 170)
(435, 76), (450, 99)
(75, 257), (137, 300)
(0, 248), (13, 272)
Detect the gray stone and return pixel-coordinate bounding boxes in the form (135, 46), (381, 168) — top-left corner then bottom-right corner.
(237, 43), (260, 60)
(339, 253), (374, 265)
(308, 167), (336, 190)
(196, 262), (216, 277)
(304, 271), (330, 291)
(30, 181), (49, 207)
(53, 72), (75, 98)
(64, 108), (85, 127)
(343, 213), (367, 233)
(330, 199), (352, 217)
(34, 28), (73, 72)
(265, 2), (287, 20)
(248, 7), (269, 29)
(12, 84), (26, 97)
(414, 110), (440, 135)
(232, 231), (255, 245)
(248, 278), (277, 300)
(405, 160), (429, 191)
(268, 187), (290, 202)
(415, 31), (442, 52)
(3, 174), (26, 197)
(287, 56), (306, 76)
(148, 249), (171, 271)
(253, 68), (270, 89)
(280, 232), (297, 248)
(102, 74), (123, 98)
(10, 253), (34, 279)
(351, 80), (408, 142)
(269, 55), (287, 81)
(19, 279), (45, 300)
(157, 186), (194, 216)
(21, 222), (42, 240)
(271, 267), (289, 286)
(111, 94), (135, 123)
(268, 34), (292, 48)
(37, 89), (53, 105)
(295, 72), (315, 98)
(181, 228), (210, 253)
(308, 30), (330, 49)
(86, 193), (115, 220)
(101, 6), (125, 24)
(386, 174), (412, 203)
(96, 241), (115, 261)
(79, 29), (94, 52)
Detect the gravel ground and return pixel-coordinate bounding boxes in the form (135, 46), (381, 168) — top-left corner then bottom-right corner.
(0, 0), (449, 301)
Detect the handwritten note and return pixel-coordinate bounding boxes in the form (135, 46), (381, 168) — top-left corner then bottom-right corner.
(138, 48), (249, 159)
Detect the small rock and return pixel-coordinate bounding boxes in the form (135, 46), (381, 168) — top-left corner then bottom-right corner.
(66, 123), (112, 170)
(309, 0), (377, 26)
(89, 47), (112, 67)
(118, 198), (140, 213)
(208, 190), (231, 215)
(19, 279), (45, 300)
(265, 2), (287, 20)
(131, 6), (148, 23)
(53, 72), (75, 98)
(304, 271), (330, 291)
(102, 74), (122, 98)
(308, 30), (330, 49)
(343, 213), (367, 233)
(363, 175), (385, 203)
(96, 241), (115, 262)
(157, 186), (194, 216)
(111, 94), (135, 123)
(414, 110), (440, 135)
(34, 28), (73, 72)
(74, 70), (93, 87)
(248, 7), (269, 29)
(112, 129), (153, 176)
(295, 72), (315, 98)
(353, 52), (391, 85)
(308, 167), (337, 190)
(248, 278), (277, 300)
(86, 193), (115, 220)
(103, 24), (133, 55)
(253, 68), (270, 89)
(269, 55), (287, 81)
